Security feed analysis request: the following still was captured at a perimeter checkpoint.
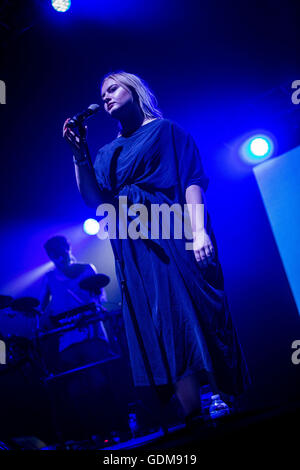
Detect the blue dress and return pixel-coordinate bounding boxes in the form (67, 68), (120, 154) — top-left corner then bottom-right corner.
(94, 118), (251, 395)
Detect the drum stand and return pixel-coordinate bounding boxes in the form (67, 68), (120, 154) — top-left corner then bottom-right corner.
(32, 311), (66, 445)
(35, 313), (121, 445)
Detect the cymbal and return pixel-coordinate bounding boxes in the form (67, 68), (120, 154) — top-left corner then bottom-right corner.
(11, 296), (40, 313)
(0, 295), (13, 309)
(79, 274), (110, 293)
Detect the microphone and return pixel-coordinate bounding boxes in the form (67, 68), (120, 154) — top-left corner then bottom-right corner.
(68, 103), (100, 128)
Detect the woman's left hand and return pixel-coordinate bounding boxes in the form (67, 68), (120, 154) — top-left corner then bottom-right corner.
(192, 228), (215, 268)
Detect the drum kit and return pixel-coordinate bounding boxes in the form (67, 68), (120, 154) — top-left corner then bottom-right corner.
(0, 274), (122, 375)
(0, 295), (40, 369)
(0, 275), (132, 443)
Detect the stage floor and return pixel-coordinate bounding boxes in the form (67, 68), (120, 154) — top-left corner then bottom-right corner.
(98, 400), (300, 451)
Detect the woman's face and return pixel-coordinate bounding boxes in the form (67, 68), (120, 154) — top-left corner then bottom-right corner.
(101, 78), (134, 118)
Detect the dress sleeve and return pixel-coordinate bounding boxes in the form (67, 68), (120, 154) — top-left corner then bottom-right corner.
(93, 147), (106, 190)
(93, 145), (115, 202)
(171, 122), (209, 195)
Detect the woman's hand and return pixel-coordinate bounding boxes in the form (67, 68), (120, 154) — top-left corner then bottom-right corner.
(192, 228), (215, 268)
(63, 118), (87, 160)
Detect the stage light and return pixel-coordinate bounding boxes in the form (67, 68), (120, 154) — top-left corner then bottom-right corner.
(250, 137), (270, 157)
(51, 0), (71, 13)
(240, 134), (274, 165)
(83, 218), (100, 235)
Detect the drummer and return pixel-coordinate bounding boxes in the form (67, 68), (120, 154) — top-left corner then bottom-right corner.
(40, 235), (110, 368)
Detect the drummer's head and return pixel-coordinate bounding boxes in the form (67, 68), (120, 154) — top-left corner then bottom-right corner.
(44, 236), (72, 269)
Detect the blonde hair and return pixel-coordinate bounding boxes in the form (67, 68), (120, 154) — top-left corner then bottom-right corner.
(101, 70), (163, 122)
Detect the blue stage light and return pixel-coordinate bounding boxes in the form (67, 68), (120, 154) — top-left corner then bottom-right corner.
(83, 218), (100, 235)
(250, 137), (270, 157)
(240, 134), (274, 165)
(51, 0), (71, 13)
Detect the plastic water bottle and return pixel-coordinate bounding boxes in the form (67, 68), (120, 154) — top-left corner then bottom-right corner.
(128, 412), (139, 438)
(209, 394), (230, 419)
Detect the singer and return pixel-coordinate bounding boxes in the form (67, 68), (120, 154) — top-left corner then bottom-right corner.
(63, 71), (251, 423)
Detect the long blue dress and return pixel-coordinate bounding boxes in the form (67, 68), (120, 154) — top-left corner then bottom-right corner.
(94, 118), (251, 395)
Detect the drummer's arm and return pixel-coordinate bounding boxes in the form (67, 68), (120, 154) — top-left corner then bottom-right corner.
(89, 264), (107, 302)
(40, 287), (53, 330)
(100, 288), (107, 303)
(89, 263), (97, 275)
(86, 264), (108, 307)
(40, 275), (51, 314)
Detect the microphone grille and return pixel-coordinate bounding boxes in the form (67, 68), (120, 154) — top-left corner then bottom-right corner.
(88, 103), (100, 113)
